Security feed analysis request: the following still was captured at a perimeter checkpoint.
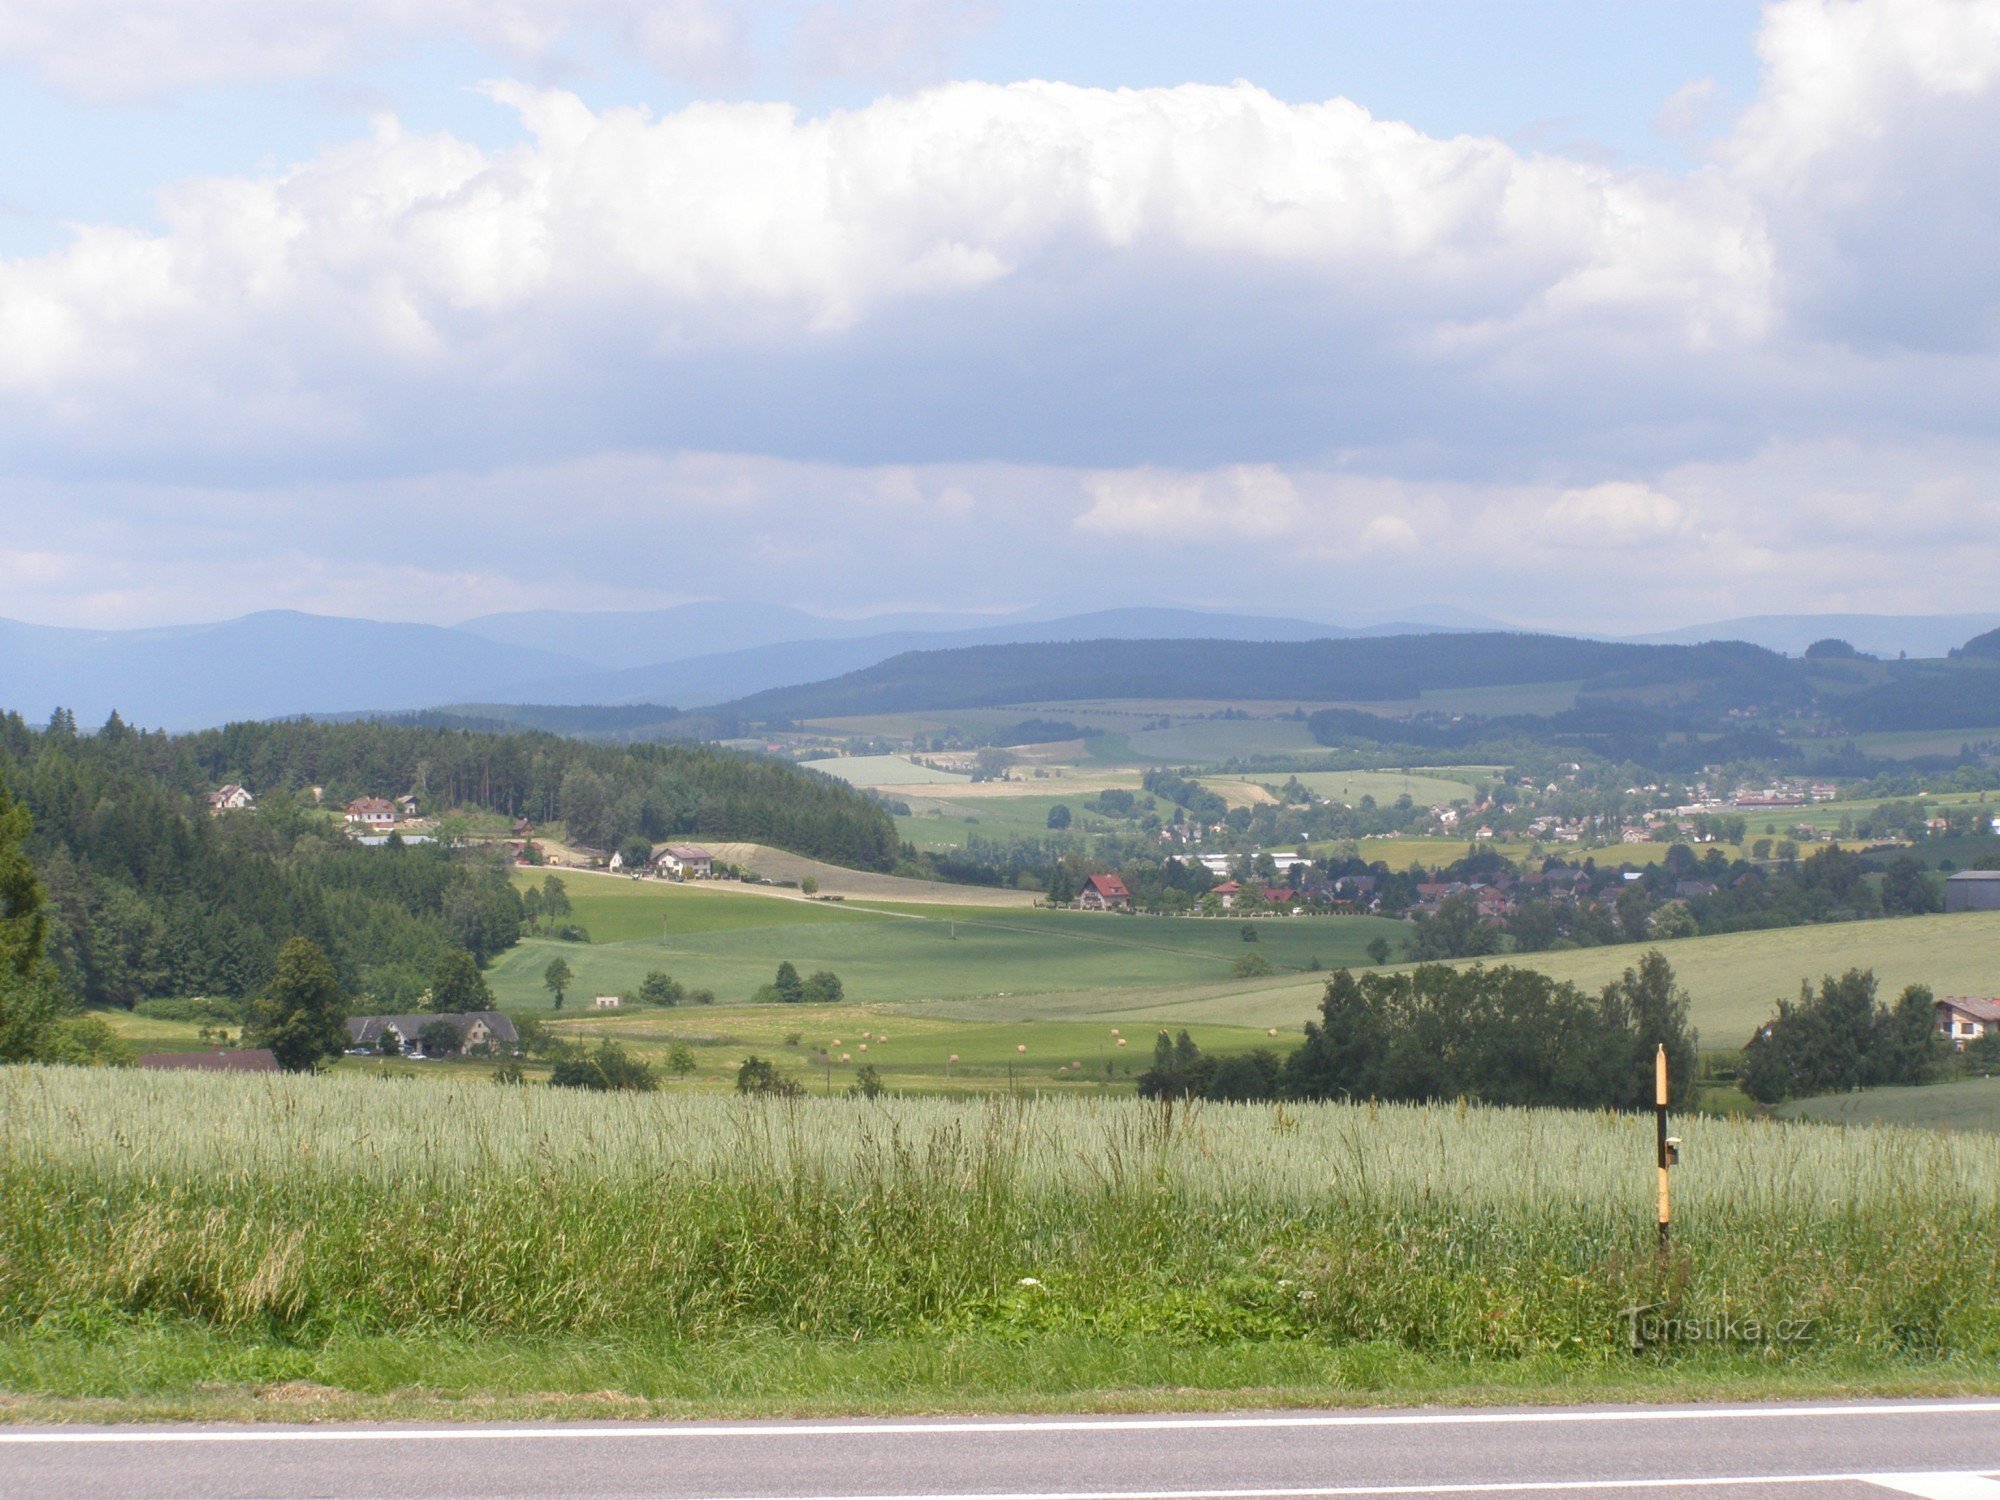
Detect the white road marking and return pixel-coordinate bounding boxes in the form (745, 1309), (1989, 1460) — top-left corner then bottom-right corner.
(1865, 1476), (2000, 1498)
(7, 1400), (2000, 1444)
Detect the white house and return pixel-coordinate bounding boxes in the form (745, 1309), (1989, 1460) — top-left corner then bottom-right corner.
(592, 994), (621, 1009)
(344, 797), (396, 829)
(206, 784), (255, 815)
(658, 843), (714, 877)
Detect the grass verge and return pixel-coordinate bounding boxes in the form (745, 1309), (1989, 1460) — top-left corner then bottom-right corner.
(6, 1329), (1998, 1424)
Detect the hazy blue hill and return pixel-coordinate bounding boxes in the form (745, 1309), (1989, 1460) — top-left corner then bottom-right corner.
(0, 611), (587, 731)
(1628, 612), (2000, 659)
(715, 633), (1797, 722)
(511, 607), (1450, 706)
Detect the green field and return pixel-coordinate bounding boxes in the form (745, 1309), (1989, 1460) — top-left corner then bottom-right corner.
(515, 870), (871, 943)
(10, 1069), (2000, 1421)
(541, 1002), (1273, 1094)
(801, 754), (970, 787)
(894, 790), (1154, 851)
(490, 889), (1407, 1014)
(1778, 1075), (2000, 1133)
(1094, 910), (2000, 1050)
(1117, 718), (1323, 762)
(1215, 769), (1487, 806)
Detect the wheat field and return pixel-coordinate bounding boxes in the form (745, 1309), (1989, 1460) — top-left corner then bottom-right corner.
(3, 1066), (1995, 1362)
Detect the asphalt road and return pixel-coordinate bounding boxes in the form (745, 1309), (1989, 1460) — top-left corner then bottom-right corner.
(7, 1400), (2000, 1499)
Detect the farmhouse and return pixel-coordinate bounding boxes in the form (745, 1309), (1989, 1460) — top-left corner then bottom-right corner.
(658, 843), (714, 877)
(138, 1049), (279, 1073)
(1935, 996), (2000, 1046)
(206, 784), (254, 815)
(1944, 870), (2000, 913)
(344, 797), (396, 829)
(592, 995), (621, 1009)
(1078, 873), (1131, 910)
(345, 1011), (520, 1055)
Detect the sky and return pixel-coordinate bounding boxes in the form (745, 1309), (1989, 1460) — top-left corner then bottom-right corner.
(2, 0), (1998, 634)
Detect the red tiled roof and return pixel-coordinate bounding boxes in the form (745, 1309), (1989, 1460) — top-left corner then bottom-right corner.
(1085, 873), (1129, 898)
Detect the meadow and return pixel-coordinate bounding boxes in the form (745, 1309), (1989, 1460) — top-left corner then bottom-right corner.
(800, 754), (970, 787)
(1209, 768), (1491, 805)
(489, 880), (1406, 1014)
(1090, 910), (2000, 1049)
(894, 791), (1143, 851)
(1778, 1076), (2000, 1133)
(6, 1067), (2000, 1417)
(542, 1003), (1272, 1094)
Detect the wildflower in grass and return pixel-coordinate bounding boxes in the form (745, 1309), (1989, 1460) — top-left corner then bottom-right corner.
(1018, 1277), (1040, 1288)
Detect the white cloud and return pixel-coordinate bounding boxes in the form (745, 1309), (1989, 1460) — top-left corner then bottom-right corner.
(0, 0), (755, 99)
(1075, 465), (1303, 539)
(1542, 482), (1687, 547)
(6, 2), (2000, 630)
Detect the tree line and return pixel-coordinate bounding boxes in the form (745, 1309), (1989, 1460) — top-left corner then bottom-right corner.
(1140, 952), (1701, 1110)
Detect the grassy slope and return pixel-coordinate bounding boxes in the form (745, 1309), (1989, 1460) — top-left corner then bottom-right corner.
(489, 889), (1405, 1013)
(978, 910), (2000, 1052)
(800, 754), (972, 787)
(1778, 1075), (2000, 1133)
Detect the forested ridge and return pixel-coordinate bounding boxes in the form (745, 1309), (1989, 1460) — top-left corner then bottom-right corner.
(0, 711), (895, 1011)
(191, 718), (895, 869)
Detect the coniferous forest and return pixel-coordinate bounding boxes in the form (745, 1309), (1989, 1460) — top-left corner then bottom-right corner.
(0, 711), (897, 1011)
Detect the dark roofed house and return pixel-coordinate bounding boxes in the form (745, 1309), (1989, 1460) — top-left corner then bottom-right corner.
(1078, 873), (1131, 910)
(346, 1011), (520, 1056)
(139, 1048), (279, 1073)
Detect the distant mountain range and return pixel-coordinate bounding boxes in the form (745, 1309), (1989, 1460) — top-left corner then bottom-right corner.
(1, 602), (1995, 732)
(0, 605), (1484, 730)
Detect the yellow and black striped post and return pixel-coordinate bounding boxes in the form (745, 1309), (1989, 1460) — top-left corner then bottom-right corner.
(1654, 1044), (1671, 1250)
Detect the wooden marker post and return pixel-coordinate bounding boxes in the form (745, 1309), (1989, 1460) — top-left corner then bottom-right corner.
(1654, 1044), (1672, 1250)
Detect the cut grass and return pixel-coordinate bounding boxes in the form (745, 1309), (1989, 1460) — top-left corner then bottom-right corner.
(541, 1003), (1273, 1093)
(1212, 769), (1486, 806)
(800, 754), (970, 787)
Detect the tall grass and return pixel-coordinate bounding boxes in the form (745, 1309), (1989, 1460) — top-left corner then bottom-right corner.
(2, 1067), (1995, 1362)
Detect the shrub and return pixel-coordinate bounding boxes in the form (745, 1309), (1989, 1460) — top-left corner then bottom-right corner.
(549, 1041), (658, 1092)
(737, 1055), (804, 1097)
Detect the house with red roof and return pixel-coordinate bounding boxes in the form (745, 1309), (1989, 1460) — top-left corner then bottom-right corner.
(1936, 996), (2000, 1047)
(1079, 873), (1131, 910)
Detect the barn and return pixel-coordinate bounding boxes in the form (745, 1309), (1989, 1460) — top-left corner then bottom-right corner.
(1944, 870), (2000, 913)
